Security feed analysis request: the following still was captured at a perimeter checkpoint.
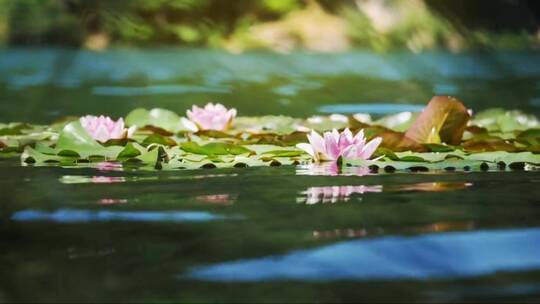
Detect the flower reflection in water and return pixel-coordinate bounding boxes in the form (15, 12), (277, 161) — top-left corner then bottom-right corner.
(95, 161), (123, 172)
(97, 198), (128, 205)
(298, 185), (383, 205)
(296, 162), (372, 176)
(387, 182), (473, 192)
(91, 176), (126, 184)
(312, 221), (475, 240)
(297, 181), (473, 205)
(196, 194), (237, 205)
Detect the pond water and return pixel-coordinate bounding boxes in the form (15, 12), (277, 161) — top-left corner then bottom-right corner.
(1, 48), (540, 302)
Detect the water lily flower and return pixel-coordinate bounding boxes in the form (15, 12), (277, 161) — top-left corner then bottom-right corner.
(186, 103), (237, 131)
(80, 115), (136, 143)
(296, 128), (382, 162)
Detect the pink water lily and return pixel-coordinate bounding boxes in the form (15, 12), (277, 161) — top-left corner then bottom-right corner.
(186, 103), (237, 131)
(80, 115), (136, 143)
(296, 128), (382, 162)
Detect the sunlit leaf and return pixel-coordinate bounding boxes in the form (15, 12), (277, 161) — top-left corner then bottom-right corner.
(405, 96), (470, 145)
(464, 151), (540, 164)
(374, 112), (418, 132)
(56, 121), (122, 159)
(125, 108), (189, 132)
(471, 109), (539, 132)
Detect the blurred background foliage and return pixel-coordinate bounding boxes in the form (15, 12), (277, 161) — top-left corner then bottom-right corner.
(0, 0), (539, 52)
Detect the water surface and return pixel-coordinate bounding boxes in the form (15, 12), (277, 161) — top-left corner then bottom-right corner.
(1, 48), (540, 302)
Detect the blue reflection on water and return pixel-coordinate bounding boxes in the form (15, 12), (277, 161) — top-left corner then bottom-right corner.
(318, 103), (425, 114)
(11, 209), (239, 223)
(3, 49), (540, 88)
(188, 227), (540, 282)
(92, 85), (230, 96)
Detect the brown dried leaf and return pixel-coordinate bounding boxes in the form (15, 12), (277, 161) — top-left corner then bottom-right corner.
(405, 96), (470, 145)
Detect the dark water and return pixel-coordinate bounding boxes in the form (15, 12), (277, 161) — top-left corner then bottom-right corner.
(1, 48), (540, 302)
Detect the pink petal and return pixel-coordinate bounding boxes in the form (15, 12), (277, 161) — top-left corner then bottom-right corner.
(338, 128), (354, 150)
(296, 143), (317, 161)
(94, 124), (111, 143)
(360, 137), (383, 160)
(323, 131), (340, 160)
(353, 129), (366, 146)
(307, 130), (326, 155)
(126, 126), (137, 138)
(341, 145), (358, 159)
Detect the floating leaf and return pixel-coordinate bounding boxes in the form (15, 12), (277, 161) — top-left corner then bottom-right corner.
(344, 158), (488, 172)
(517, 129), (540, 146)
(234, 116), (304, 134)
(22, 146), (76, 164)
(117, 142), (144, 160)
(368, 128), (427, 152)
(136, 146), (161, 165)
(471, 109), (539, 132)
(125, 108), (187, 133)
(374, 112), (418, 132)
(405, 96), (470, 145)
(56, 121), (122, 159)
(462, 138), (517, 152)
(180, 142), (252, 156)
(464, 151), (540, 164)
(262, 150), (305, 157)
(142, 134), (177, 147)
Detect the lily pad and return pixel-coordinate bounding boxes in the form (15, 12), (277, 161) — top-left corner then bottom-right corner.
(180, 142), (253, 156)
(125, 108), (189, 133)
(56, 121), (122, 159)
(471, 109), (539, 132)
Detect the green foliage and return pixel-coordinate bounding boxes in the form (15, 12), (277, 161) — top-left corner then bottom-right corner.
(125, 108), (187, 133)
(3, 97), (540, 172)
(179, 142), (253, 156)
(1, 0), (537, 51)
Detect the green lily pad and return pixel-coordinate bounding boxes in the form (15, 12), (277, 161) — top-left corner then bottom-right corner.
(56, 121), (122, 159)
(180, 142), (253, 156)
(374, 112), (418, 132)
(471, 109), (539, 132)
(125, 108), (190, 133)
